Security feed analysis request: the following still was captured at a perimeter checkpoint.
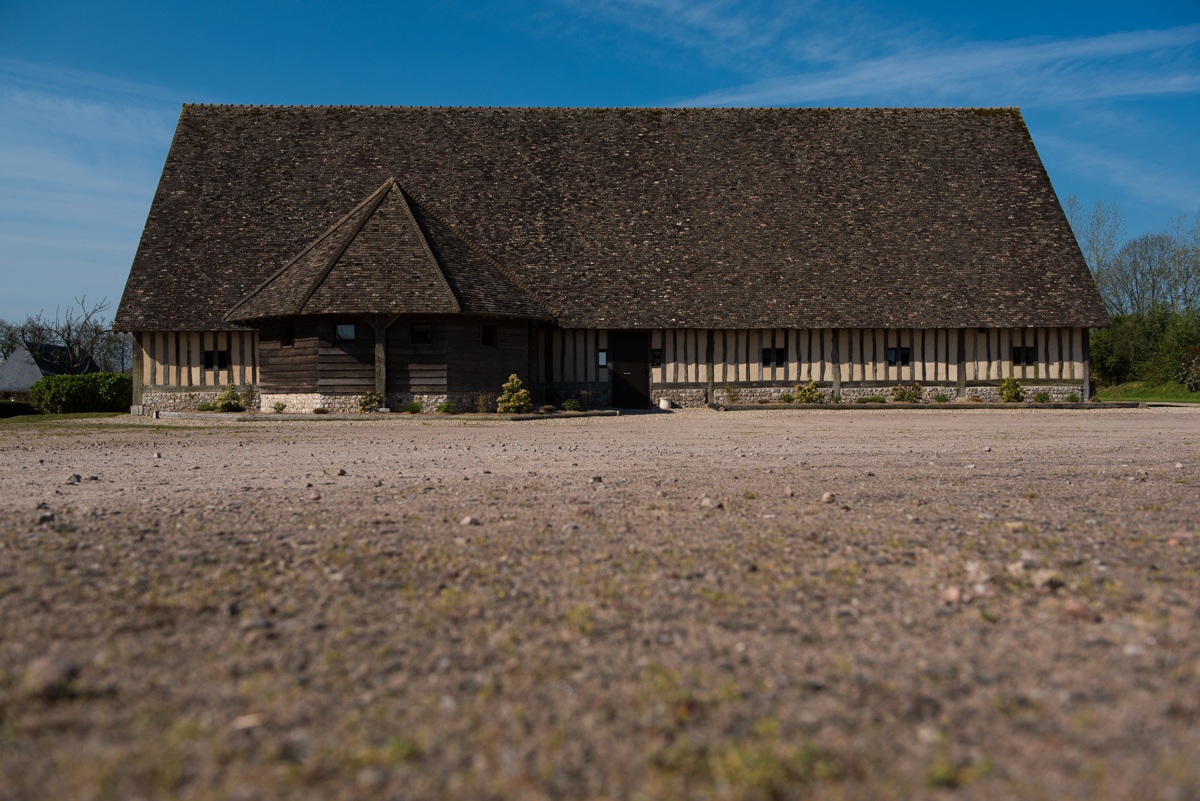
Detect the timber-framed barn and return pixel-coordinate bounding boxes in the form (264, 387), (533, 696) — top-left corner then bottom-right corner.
(115, 105), (1109, 412)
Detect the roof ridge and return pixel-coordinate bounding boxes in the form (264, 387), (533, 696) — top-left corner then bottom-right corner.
(225, 178), (396, 321)
(390, 182), (463, 314)
(398, 186), (560, 319)
(183, 104), (1021, 113)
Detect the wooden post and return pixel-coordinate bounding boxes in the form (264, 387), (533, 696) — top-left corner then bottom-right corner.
(706, 329), (715, 404)
(831, 332), (841, 397)
(374, 314), (387, 399)
(957, 329), (967, 397)
(1082, 328), (1092, 400)
(131, 332), (144, 411)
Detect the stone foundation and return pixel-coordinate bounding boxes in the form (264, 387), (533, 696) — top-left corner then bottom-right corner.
(543, 383), (611, 411)
(962, 385), (1081, 404)
(141, 388), (260, 413)
(653, 387), (709, 408)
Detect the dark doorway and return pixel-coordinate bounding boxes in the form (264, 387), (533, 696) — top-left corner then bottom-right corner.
(609, 330), (651, 408)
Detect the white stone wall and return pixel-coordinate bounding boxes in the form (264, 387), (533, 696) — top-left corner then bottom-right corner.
(142, 389), (260, 413)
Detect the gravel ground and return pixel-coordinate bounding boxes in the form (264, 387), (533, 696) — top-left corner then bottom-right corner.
(1, 408), (1198, 801)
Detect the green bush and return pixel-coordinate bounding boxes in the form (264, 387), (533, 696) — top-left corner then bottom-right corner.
(561, 398), (582, 412)
(28, 372), (132, 414)
(312, 407), (329, 414)
(435, 400), (456, 414)
(357, 391), (384, 413)
(723, 383), (740, 404)
(0, 401), (38, 418)
(496, 374), (533, 414)
(889, 383), (924, 403)
(1177, 346), (1200, 392)
(778, 393), (794, 404)
(998, 377), (1024, 403)
(271, 401), (287, 414)
(1032, 390), (1051, 403)
(474, 393), (492, 413)
(212, 385), (244, 413)
(933, 393), (951, 403)
(855, 395), (886, 404)
(1065, 392), (1080, 403)
(792, 381), (823, 404)
(196, 402), (215, 411)
(401, 400), (423, 414)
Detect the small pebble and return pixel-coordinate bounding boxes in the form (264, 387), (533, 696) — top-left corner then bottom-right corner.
(22, 657), (79, 700)
(460, 516), (480, 526)
(821, 492), (835, 504)
(336, 468), (347, 476)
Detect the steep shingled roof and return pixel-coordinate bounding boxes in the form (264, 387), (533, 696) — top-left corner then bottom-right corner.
(225, 178), (551, 322)
(115, 106), (1109, 331)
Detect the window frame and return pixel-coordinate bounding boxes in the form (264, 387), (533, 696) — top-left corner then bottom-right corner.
(886, 347), (911, 367)
(411, 323), (433, 345)
(334, 324), (356, 344)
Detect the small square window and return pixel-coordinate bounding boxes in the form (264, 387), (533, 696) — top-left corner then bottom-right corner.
(203, 350), (230, 370)
(761, 347), (786, 367)
(597, 349), (608, 368)
(280, 324), (295, 348)
(411, 324), (433, 345)
(335, 324), (356, 343)
(650, 348), (663, 368)
(886, 347), (911, 367)
(481, 325), (498, 347)
(1008, 345), (1036, 366)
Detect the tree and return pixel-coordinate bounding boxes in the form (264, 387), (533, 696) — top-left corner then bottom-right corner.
(4, 297), (131, 374)
(1063, 194), (1125, 293)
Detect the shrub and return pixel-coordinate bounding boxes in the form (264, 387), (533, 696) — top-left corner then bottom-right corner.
(933, 393), (951, 403)
(435, 401), (456, 414)
(28, 372), (132, 414)
(196, 402), (215, 412)
(889, 383), (924, 403)
(0, 401), (37, 418)
(402, 400), (423, 414)
(1178, 346), (1200, 392)
(538, 404), (556, 414)
(212, 385), (244, 413)
(855, 395), (886, 404)
(778, 393), (794, 403)
(792, 381), (822, 404)
(496, 374), (533, 414)
(474, 393), (493, 414)
(1065, 392), (1080, 403)
(271, 401), (287, 414)
(998, 377), (1024, 403)
(312, 407), (329, 415)
(723, 383), (740, 404)
(561, 398), (582, 412)
(829, 393), (842, 403)
(1032, 390), (1051, 403)
(576, 389), (593, 410)
(357, 391), (384, 414)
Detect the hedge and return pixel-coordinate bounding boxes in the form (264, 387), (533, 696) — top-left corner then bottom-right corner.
(0, 401), (38, 418)
(28, 373), (132, 414)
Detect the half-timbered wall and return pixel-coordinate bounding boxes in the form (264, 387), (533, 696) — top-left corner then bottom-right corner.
(137, 330), (259, 388)
(648, 327), (1086, 386)
(538, 329), (610, 385)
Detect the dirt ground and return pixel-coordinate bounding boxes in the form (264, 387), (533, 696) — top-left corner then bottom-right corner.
(1, 407), (1198, 801)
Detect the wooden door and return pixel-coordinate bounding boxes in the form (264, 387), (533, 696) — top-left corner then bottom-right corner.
(609, 330), (651, 408)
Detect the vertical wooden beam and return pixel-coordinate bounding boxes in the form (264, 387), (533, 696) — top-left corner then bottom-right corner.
(957, 329), (967, 396)
(831, 330), (841, 396)
(1082, 328), (1092, 399)
(706, 329), (715, 403)
(131, 333), (144, 408)
(374, 314), (387, 398)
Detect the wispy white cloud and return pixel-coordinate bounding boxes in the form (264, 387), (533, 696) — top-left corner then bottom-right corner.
(1037, 134), (1200, 213)
(0, 59), (181, 320)
(683, 24), (1200, 106)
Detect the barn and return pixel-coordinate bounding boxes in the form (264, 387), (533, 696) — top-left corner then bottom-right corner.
(114, 106), (1108, 412)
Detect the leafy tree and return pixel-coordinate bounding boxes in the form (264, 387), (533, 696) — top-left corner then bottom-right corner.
(496, 374), (533, 413)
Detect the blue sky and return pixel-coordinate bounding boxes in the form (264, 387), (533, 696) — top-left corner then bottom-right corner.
(1, 0), (1197, 323)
